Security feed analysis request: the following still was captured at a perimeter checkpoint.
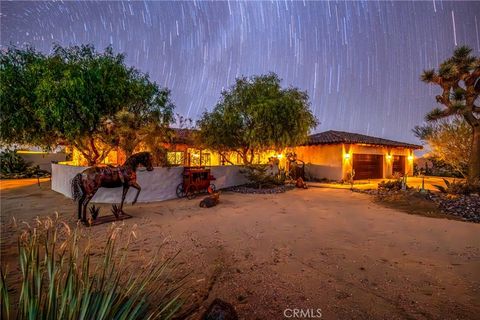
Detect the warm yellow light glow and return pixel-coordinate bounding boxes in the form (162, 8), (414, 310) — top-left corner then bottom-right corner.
(276, 154), (283, 159)
(343, 153), (351, 160)
(16, 150), (49, 154)
(408, 155), (414, 161)
(386, 154), (392, 161)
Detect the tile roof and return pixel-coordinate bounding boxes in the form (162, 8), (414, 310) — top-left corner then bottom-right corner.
(304, 130), (422, 149)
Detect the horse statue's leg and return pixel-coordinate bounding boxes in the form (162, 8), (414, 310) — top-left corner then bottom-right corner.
(130, 181), (142, 205)
(118, 185), (129, 215)
(82, 192), (96, 223)
(77, 193), (86, 221)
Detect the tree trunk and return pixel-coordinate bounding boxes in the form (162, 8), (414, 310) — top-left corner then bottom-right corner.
(468, 125), (480, 184)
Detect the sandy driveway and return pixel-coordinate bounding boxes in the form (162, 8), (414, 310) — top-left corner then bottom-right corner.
(1, 180), (479, 319)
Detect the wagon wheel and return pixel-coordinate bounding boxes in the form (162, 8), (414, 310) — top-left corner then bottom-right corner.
(208, 184), (216, 194)
(186, 185), (197, 200)
(176, 183), (186, 198)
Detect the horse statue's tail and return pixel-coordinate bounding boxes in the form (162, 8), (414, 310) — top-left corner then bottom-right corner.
(71, 173), (83, 201)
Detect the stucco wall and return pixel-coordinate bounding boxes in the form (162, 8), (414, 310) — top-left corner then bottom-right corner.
(295, 145), (343, 180)
(51, 164), (248, 203)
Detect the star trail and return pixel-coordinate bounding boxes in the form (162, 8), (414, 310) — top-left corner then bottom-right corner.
(1, 1), (479, 143)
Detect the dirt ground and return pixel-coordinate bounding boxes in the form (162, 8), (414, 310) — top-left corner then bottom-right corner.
(1, 180), (479, 319)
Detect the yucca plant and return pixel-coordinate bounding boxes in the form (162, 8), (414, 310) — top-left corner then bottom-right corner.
(0, 215), (185, 320)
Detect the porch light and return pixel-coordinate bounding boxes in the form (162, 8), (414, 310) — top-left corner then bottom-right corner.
(386, 154), (392, 161)
(408, 155), (414, 161)
(343, 153), (351, 160)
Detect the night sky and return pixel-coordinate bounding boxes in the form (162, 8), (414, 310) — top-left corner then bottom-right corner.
(1, 1), (479, 144)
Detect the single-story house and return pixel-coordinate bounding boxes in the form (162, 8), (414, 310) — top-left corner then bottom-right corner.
(65, 129), (421, 181)
(295, 130), (422, 181)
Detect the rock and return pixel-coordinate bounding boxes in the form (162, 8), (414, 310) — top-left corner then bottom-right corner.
(353, 188), (480, 223)
(201, 298), (238, 320)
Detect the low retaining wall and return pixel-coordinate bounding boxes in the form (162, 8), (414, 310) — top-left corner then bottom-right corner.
(51, 164), (248, 203)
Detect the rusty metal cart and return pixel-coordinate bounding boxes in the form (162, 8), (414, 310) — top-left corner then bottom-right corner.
(176, 166), (216, 199)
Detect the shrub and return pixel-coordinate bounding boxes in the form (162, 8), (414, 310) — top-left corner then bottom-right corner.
(378, 179), (405, 191)
(0, 149), (29, 175)
(0, 215), (184, 320)
(240, 164), (286, 189)
(433, 178), (480, 195)
(0, 149), (50, 179)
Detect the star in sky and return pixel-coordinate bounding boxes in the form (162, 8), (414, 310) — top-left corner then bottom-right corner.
(1, 1), (479, 143)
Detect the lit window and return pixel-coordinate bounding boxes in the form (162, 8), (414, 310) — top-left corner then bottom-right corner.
(167, 152), (184, 165)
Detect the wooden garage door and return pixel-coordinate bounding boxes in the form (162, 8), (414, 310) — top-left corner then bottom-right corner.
(352, 154), (383, 180)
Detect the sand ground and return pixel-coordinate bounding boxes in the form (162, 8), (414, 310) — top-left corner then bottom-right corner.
(1, 180), (479, 319)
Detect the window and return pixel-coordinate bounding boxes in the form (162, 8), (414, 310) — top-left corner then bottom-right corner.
(201, 153), (211, 166)
(167, 152), (184, 165)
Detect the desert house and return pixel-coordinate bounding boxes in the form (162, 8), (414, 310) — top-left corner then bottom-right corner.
(64, 129), (421, 181)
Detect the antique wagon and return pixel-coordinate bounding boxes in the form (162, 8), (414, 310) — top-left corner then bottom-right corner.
(176, 166), (216, 199)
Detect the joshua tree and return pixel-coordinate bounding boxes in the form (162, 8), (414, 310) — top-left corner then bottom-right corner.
(421, 46), (480, 184)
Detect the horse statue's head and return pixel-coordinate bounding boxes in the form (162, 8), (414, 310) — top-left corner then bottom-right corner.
(125, 152), (154, 171)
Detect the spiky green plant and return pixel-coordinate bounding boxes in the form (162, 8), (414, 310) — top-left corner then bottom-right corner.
(0, 215), (185, 320)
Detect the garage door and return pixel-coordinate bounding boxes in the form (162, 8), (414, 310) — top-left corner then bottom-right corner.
(352, 154), (383, 180)
(392, 156), (405, 175)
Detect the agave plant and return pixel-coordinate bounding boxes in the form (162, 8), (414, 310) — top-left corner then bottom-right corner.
(0, 215), (185, 320)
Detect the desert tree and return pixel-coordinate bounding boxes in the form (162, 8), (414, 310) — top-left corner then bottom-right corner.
(197, 73), (318, 165)
(421, 46), (479, 183)
(413, 117), (471, 178)
(0, 44), (174, 165)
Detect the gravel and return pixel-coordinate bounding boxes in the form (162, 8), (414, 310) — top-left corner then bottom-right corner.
(225, 184), (295, 194)
(426, 192), (480, 223)
(354, 188), (480, 223)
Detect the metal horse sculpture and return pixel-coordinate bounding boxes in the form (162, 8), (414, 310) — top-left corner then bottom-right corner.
(71, 152), (154, 223)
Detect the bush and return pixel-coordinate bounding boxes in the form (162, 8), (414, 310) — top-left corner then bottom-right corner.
(433, 178), (480, 195)
(0, 215), (184, 320)
(0, 149), (50, 179)
(0, 149), (29, 175)
(378, 179), (405, 191)
(240, 164), (286, 189)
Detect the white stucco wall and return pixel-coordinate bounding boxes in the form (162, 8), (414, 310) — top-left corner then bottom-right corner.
(51, 164), (248, 203)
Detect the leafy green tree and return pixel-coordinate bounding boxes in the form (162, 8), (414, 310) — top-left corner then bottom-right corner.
(413, 117), (471, 178)
(197, 73), (318, 164)
(0, 46), (56, 147)
(421, 46), (480, 183)
(0, 44), (174, 165)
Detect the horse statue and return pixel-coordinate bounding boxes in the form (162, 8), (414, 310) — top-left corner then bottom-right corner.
(71, 152), (154, 223)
